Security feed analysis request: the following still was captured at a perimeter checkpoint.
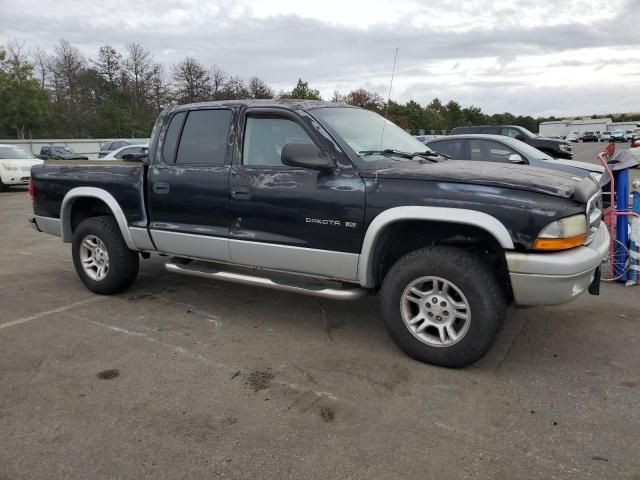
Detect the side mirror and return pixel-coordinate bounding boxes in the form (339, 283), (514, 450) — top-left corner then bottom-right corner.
(281, 142), (334, 170)
(122, 153), (149, 163)
(508, 154), (525, 164)
(515, 134), (526, 141)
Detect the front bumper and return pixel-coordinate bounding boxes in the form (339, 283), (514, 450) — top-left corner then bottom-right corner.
(506, 224), (609, 306)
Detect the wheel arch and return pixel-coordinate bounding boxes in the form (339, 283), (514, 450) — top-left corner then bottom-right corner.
(357, 207), (514, 288)
(61, 187), (138, 250)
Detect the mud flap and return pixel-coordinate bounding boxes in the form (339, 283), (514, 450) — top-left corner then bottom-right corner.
(588, 267), (601, 295)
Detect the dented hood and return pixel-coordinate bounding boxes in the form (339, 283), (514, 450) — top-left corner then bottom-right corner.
(364, 160), (598, 202)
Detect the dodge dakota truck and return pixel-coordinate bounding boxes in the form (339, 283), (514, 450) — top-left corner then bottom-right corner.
(29, 100), (609, 367)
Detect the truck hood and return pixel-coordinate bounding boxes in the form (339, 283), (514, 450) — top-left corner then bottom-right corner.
(362, 160), (598, 201)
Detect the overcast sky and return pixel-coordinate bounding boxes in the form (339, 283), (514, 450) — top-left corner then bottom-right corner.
(1, 0), (639, 117)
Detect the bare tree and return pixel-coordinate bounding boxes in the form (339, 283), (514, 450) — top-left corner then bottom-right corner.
(30, 45), (51, 88)
(221, 75), (249, 100)
(210, 65), (227, 100)
(123, 43), (155, 115)
(172, 56), (211, 104)
(247, 76), (274, 99)
(91, 45), (122, 88)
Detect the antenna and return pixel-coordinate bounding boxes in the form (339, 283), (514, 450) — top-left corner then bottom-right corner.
(379, 47), (398, 151)
(376, 47), (398, 182)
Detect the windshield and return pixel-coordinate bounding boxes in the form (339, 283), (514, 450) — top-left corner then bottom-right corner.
(312, 107), (434, 165)
(0, 146), (36, 160)
(518, 127), (537, 139)
(501, 137), (553, 160)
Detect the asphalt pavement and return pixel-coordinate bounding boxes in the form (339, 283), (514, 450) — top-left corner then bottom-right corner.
(1, 148), (639, 479)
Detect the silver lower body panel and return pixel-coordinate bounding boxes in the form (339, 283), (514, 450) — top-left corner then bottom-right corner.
(506, 224), (609, 306)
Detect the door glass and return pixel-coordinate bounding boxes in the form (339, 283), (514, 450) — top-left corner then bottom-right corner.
(429, 140), (465, 159)
(243, 117), (313, 166)
(469, 140), (517, 162)
(501, 127), (521, 138)
(162, 111), (186, 163)
(176, 109), (231, 165)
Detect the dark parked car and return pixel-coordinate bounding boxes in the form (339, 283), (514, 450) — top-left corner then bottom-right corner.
(37, 146), (88, 160)
(98, 140), (134, 158)
(449, 125), (573, 159)
(424, 134), (610, 206)
(29, 100), (607, 368)
(579, 132), (598, 142)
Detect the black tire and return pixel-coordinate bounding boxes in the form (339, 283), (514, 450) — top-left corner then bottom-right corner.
(72, 216), (139, 295)
(0, 179), (8, 192)
(380, 246), (506, 368)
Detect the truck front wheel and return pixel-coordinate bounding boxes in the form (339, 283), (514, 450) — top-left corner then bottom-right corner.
(72, 216), (139, 295)
(380, 246), (506, 368)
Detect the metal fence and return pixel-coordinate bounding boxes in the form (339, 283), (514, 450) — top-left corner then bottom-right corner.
(1, 139), (149, 160)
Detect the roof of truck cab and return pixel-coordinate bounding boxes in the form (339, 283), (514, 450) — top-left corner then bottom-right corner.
(168, 99), (353, 112)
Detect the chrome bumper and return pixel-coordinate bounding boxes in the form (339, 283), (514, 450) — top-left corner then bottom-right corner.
(506, 224), (610, 306)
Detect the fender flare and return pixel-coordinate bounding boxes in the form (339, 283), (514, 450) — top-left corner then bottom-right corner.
(60, 187), (138, 250)
(357, 206), (514, 287)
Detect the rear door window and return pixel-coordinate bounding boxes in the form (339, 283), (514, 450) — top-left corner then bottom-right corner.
(429, 140), (466, 159)
(176, 109), (232, 165)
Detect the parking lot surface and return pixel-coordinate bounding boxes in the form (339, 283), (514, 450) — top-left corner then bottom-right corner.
(1, 143), (639, 479)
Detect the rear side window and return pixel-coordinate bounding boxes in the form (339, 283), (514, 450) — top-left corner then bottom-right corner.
(480, 127), (499, 134)
(176, 109), (232, 165)
(429, 140), (465, 159)
(162, 112), (186, 163)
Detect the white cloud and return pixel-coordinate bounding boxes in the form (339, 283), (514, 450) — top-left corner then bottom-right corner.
(0, 0), (638, 116)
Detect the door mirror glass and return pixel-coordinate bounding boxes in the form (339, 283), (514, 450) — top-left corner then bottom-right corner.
(281, 142), (334, 170)
(508, 153), (525, 164)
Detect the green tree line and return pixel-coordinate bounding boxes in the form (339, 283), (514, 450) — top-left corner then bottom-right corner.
(0, 39), (632, 139)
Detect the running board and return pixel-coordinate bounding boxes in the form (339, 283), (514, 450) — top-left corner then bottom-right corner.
(165, 261), (368, 301)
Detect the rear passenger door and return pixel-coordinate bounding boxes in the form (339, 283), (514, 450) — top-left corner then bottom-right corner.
(147, 108), (234, 261)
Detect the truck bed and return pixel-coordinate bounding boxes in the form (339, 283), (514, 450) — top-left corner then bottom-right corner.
(31, 160), (147, 227)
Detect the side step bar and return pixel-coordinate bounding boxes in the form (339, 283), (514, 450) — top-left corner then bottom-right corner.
(165, 261), (369, 301)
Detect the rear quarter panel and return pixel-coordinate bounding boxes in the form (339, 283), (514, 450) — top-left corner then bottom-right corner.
(31, 161), (147, 227)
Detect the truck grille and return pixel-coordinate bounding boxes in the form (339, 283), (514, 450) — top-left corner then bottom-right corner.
(586, 192), (602, 244)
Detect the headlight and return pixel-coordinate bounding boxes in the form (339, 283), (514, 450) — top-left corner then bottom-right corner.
(559, 144), (569, 151)
(532, 214), (587, 251)
(1, 163), (18, 171)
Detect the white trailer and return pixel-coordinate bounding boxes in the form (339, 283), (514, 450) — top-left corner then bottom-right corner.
(568, 118), (612, 137)
(538, 121), (570, 138)
(610, 121), (640, 132)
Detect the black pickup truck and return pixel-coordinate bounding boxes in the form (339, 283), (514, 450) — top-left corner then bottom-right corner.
(450, 125), (574, 159)
(29, 100), (608, 367)
(37, 145), (89, 161)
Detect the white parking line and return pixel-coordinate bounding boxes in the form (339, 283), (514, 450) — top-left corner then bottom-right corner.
(0, 296), (104, 331)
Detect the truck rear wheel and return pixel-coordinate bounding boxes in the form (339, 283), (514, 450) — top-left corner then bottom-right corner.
(72, 216), (139, 295)
(380, 246), (506, 368)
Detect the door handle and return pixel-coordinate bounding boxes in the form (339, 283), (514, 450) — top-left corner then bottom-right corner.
(231, 186), (252, 199)
(153, 182), (170, 194)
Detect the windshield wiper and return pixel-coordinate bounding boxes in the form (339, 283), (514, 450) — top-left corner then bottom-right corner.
(359, 149), (415, 159)
(359, 149), (449, 161)
(413, 150), (451, 160)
